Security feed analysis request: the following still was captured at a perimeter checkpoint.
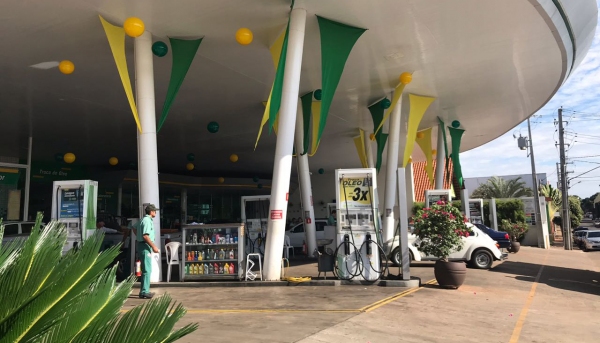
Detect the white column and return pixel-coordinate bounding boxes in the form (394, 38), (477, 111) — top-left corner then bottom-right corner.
(396, 168), (410, 280)
(490, 198), (498, 230)
(23, 136), (32, 221)
(405, 162), (415, 214)
(134, 31), (162, 280)
(117, 184), (122, 217)
(263, 4), (307, 280)
(435, 126), (446, 189)
(382, 99), (402, 245)
(461, 189), (470, 220)
(294, 100), (317, 256)
(364, 131), (375, 168)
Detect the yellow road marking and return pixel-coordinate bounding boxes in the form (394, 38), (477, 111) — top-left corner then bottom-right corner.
(509, 253), (548, 343)
(121, 279), (435, 315)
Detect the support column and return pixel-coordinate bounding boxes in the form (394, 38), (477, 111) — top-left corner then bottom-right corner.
(23, 136), (32, 221)
(181, 188), (188, 225)
(294, 101), (317, 256)
(117, 184), (122, 217)
(263, 4), (307, 280)
(134, 31), (161, 280)
(405, 162), (415, 214)
(382, 98), (402, 245)
(396, 168), (410, 280)
(435, 127), (446, 189)
(490, 198), (498, 230)
(364, 131), (375, 169)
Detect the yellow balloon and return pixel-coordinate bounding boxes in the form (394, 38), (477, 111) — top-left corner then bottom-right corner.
(230, 154), (239, 162)
(124, 17), (145, 38)
(64, 153), (76, 164)
(186, 163), (194, 171)
(369, 133), (376, 141)
(432, 149), (437, 156)
(416, 132), (425, 139)
(235, 28), (253, 45)
(218, 177), (225, 184)
(59, 60), (75, 75)
(399, 72), (412, 85)
(109, 157), (119, 166)
(408, 157), (412, 163)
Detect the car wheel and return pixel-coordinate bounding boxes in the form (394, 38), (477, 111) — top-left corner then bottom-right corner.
(470, 249), (493, 269)
(390, 247), (413, 266)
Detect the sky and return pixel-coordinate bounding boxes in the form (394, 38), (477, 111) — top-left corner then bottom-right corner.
(461, 3), (600, 199)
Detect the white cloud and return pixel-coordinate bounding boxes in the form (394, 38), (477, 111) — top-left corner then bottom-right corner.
(463, 3), (600, 198)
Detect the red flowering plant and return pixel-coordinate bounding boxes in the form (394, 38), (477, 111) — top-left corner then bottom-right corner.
(413, 200), (472, 261)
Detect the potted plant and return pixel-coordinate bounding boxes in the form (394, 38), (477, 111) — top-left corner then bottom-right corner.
(501, 220), (528, 253)
(413, 200), (472, 289)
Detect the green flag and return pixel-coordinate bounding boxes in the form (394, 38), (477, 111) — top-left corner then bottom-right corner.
(448, 127), (465, 188)
(316, 16), (366, 147)
(158, 38), (203, 131)
(269, 21), (290, 132)
(376, 133), (389, 173)
(368, 100), (387, 172)
(300, 92), (313, 155)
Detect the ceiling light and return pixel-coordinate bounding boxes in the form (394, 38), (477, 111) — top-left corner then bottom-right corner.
(384, 52), (404, 61)
(29, 61), (59, 70)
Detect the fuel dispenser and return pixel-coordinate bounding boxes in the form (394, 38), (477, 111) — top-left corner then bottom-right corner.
(51, 180), (98, 254)
(241, 195), (270, 254)
(334, 169), (383, 281)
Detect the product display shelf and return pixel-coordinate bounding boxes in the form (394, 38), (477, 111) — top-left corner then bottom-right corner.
(181, 223), (245, 281)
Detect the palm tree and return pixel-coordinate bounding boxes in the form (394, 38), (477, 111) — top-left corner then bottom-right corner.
(0, 214), (197, 343)
(471, 176), (534, 199)
(539, 184), (561, 234)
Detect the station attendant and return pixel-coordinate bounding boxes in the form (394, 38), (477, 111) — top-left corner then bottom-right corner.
(138, 204), (160, 299)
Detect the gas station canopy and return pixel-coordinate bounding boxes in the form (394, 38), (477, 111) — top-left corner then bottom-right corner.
(0, 0), (596, 177)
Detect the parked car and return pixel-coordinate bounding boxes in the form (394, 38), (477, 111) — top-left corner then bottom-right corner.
(582, 230), (600, 252)
(594, 220), (600, 228)
(386, 224), (507, 269)
(286, 220), (327, 248)
(574, 229), (589, 248)
(1, 221), (45, 243)
(474, 223), (511, 249)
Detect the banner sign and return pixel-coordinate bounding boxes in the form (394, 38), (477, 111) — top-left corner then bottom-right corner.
(338, 175), (373, 210)
(468, 199), (484, 225)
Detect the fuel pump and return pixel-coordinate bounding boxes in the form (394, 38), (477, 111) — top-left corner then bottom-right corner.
(241, 195), (270, 254)
(51, 180), (98, 254)
(333, 169), (384, 281)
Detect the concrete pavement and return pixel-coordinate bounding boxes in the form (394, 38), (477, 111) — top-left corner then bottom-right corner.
(126, 246), (600, 343)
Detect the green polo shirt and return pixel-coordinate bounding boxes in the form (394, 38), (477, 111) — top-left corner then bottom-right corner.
(137, 215), (155, 243)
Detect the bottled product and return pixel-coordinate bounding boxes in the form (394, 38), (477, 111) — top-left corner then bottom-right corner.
(198, 263), (203, 274)
(208, 263), (214, 274)
(229, 263), (235, 274)
(219, 263), (224, 274)
(224, 263), (229, 274)
(204, 263), (209, 274)
(185, 264), (189, 275)
(213, 262), (219, 274)
(234, 236), (238, 243)
(218, 249), (225, 260)
(229, 249), (234, 260)
(193, 232), (197, 244)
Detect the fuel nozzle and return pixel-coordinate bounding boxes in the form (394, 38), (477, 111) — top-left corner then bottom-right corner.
(344, 234), (350, 256)
(365, 233), (372, 257)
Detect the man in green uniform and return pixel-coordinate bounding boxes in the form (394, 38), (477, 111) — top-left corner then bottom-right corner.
(137, 204), (160, 299)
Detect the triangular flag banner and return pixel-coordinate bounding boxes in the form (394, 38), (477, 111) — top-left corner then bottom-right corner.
(157, 38), (203, 131)
(368, 100), (387, 172)
(402, 94), (436, 167)
(99, 16), (141, 132)
(416, 128), (434, 187)
(316, 16), (367, 147)
(376, 133), (389, 172)
(374, 82), (407, 136)
(309, 102), (322, 156)
(353, 129), (368, 168)
(300, 92), (313, 155)
(448, 126), (465, 188)
(269, 21), (290, 132)
(254, 27), (288, 149)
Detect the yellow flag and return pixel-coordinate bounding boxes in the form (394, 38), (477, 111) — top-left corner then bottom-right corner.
(254, 28), (287, 149)
(309, 102), (322, 156)
(403, 94), (436, 167)
(415, 128), (434, 187)
(374, 82), (406, 136)
(99, 16), (141, 133)
(353, 129), (368, 167)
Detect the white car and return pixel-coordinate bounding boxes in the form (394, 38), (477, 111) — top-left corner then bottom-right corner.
(386, 225), (506, 269)
(582, 230), (600, 252)
(286, 220), (328, 248)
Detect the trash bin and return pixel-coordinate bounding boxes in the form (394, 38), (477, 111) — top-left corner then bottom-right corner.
(315, 249), (334, 279)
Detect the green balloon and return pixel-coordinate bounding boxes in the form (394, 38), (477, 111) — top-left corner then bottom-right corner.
(380, 98), (391, 109)
(152, 41), (168, 57)
(207, 121), (220, 133)
(253, 177), (259, 183)
(451, 120), (461, 128)
(314, 89), (322, 101)
(187, 153), (195, 162)
(318, 168), (325, 174)
(54, 153), (63, 162)
(257, 184), (263, 189)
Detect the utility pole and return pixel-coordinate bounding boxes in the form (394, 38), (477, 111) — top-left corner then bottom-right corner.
(556, 163), (561, 189)
(527, 118), (543, 247)
(557, 108), (572, 250)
